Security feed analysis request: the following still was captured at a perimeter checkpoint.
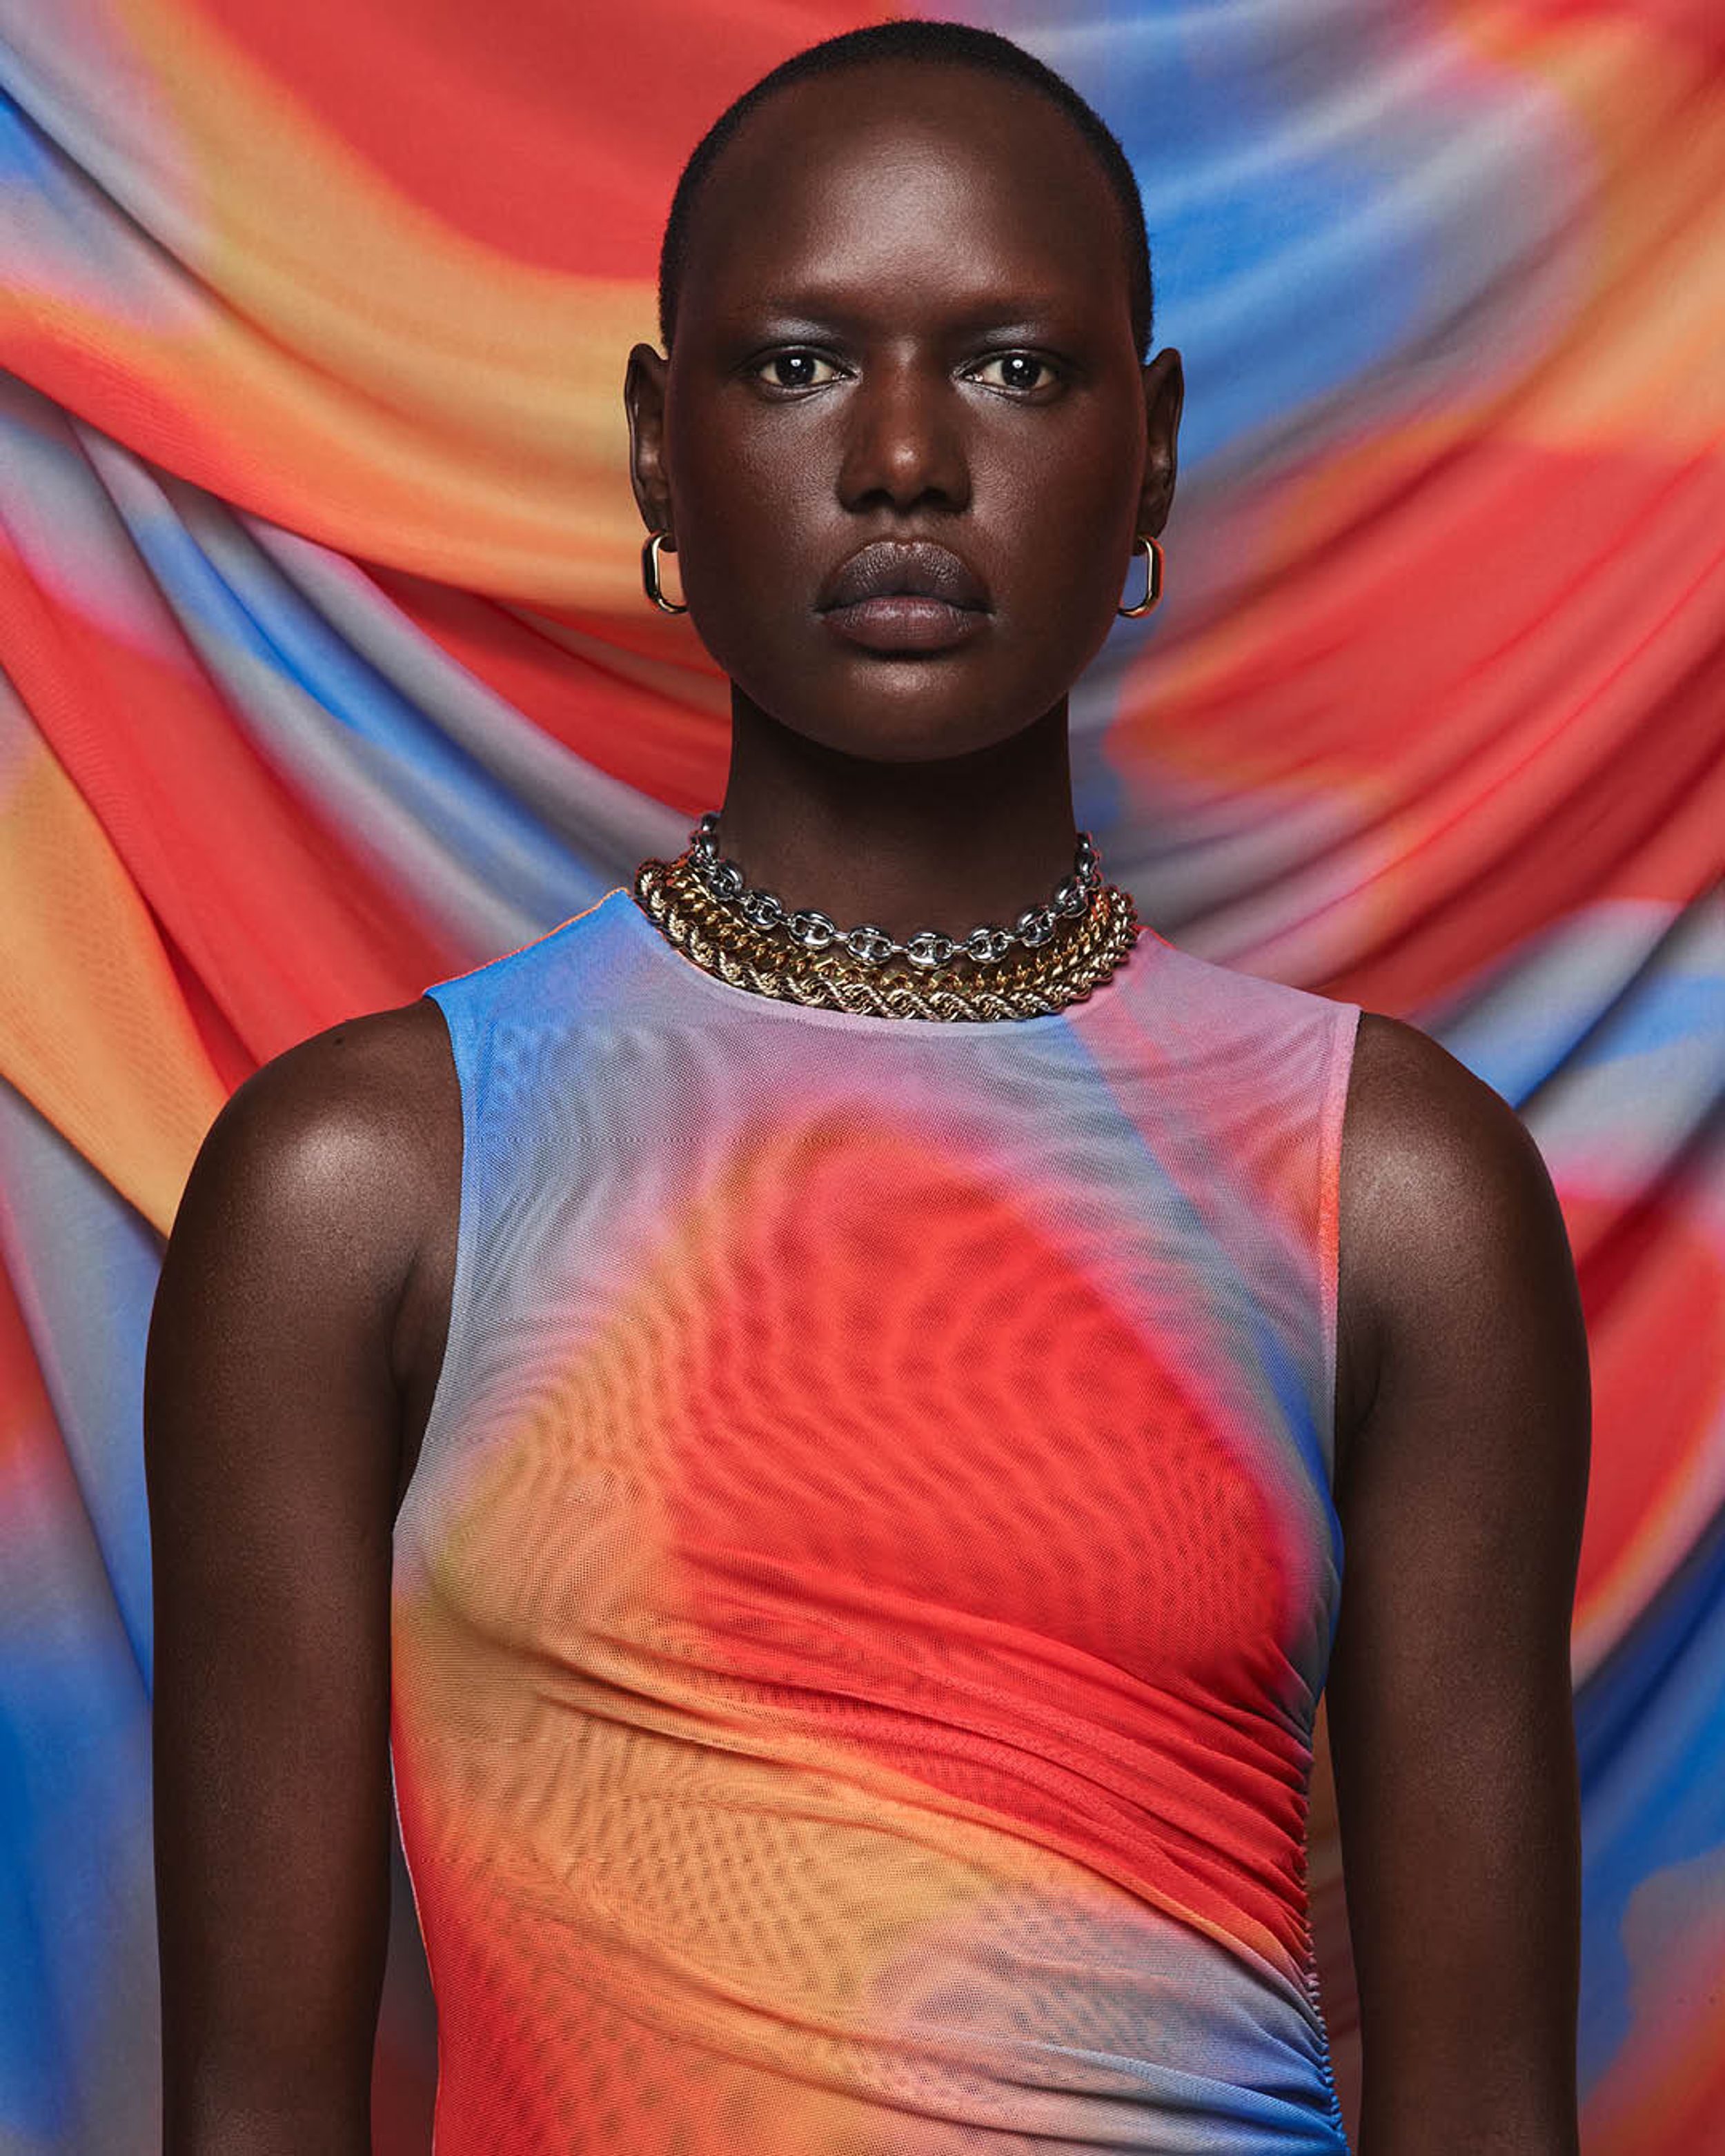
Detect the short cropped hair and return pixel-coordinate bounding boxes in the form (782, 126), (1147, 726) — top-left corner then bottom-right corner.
(656, 19), (1153, 359)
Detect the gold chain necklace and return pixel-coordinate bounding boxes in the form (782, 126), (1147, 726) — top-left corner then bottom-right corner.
(632, 840), (1141, 1022)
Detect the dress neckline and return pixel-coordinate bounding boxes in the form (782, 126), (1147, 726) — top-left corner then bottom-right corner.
(607, 881), (1168, 1037)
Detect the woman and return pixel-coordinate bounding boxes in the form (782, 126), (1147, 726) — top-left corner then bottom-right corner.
(146, 21), (1590, 2153)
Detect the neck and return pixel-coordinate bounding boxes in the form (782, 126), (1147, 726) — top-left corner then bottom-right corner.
(713, 692), (1083, 941)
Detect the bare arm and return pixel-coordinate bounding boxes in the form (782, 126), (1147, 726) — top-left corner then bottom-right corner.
(144, 1001), (457, 2153)
(1329, 1013), (1590, 2155)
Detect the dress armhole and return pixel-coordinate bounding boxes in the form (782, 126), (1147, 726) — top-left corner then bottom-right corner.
(399, 985), (474, 1520)
(1319, 1000), (1363, 1481)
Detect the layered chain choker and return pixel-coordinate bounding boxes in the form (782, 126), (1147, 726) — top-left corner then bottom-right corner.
(632, 813), (1140, 1020)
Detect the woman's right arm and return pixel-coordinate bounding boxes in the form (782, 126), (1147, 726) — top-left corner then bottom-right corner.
(144, 1003), (456, 2153)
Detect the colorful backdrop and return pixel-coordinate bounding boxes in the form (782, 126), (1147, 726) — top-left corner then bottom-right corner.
(0, 1), (1720, 2150)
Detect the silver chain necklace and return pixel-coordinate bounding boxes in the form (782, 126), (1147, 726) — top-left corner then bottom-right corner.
(684, 812), (1104, 971)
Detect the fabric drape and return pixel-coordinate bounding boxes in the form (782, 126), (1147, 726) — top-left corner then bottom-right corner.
(0, 4), (1718, 2150)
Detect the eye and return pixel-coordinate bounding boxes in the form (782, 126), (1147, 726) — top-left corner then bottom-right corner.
(966, 351), (1062, 395)
(753, 350), (844, 391)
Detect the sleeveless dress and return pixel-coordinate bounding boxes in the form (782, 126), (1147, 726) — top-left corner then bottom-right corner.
(391, 884), (1361, 2154)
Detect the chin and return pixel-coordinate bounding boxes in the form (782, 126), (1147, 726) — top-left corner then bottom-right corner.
(753, 654), (1061, 767)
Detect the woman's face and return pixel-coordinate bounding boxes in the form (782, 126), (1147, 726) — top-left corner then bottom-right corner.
(627, 60), (1182, 764)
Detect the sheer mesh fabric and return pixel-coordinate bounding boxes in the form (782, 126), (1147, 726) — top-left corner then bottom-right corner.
(391, 889), (1360, 2152)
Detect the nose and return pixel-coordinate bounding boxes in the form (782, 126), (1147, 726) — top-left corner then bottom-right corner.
(836, 355), (972, 516)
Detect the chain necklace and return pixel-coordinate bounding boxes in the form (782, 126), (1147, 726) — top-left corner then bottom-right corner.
(687, 811), (1103, 969)
(632, 815), (1141, 1021)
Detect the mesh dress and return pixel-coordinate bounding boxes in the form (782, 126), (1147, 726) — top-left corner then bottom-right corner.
(389, 884), (1361, 2152)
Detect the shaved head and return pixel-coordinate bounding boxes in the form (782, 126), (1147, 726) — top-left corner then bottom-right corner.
(656, 19), (1152, 361)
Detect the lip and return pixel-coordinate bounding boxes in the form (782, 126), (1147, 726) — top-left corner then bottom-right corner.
(816, 538), (991, 655)
(821, 594), (990, 653)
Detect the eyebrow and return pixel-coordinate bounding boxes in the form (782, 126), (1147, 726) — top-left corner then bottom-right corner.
(724, 291), (1085, 339)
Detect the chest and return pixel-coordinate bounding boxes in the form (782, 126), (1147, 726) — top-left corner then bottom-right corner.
(402, 1095), (1339, 1712)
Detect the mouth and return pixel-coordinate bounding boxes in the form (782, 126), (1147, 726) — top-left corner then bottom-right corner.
(816, 538), (992, 655)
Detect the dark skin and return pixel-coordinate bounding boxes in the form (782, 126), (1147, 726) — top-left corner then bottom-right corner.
(146, 57), (1590, 2156)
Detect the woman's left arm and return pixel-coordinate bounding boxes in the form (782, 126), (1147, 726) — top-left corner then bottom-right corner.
(1327, 1011), (1591, 2156)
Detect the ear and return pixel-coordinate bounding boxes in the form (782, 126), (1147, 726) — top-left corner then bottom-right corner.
(1136, 346), (1184, 540)
(624, 342), (673, 535)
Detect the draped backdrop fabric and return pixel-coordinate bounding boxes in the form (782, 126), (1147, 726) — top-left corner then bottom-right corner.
(0, 1), (1719, 2149)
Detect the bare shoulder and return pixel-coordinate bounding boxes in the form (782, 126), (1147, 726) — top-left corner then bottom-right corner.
(170, 997), (457, 1256)
(153, 996), (462, 1443)
(1341, 1009), (1552, 1205)
(1334, 1011), (1587, 1472)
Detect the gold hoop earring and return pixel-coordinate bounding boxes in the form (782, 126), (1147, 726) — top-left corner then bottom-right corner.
(1117, 534), (1164, 619)
(642, 530), (688, 616)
